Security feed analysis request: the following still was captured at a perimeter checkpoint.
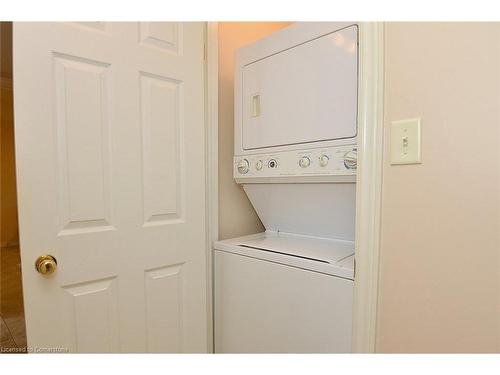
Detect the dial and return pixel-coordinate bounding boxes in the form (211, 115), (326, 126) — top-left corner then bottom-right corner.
(344, 149), (357, 170)
(237, 159), (249, 174)
(255, 160), (263, 171)
(268, 159), (278, 168)
(299, 156), (311, 168)
(319, 154), (329, 167)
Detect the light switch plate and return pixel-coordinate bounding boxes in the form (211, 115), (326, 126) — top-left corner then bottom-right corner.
(390, 118), (422, 165)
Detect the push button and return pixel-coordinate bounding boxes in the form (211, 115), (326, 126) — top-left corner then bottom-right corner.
(256, 160), (263, 170)
(298, 156), (311, 168)
(319, 155), (329, 167)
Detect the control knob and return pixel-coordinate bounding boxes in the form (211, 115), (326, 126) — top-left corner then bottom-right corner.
(344, 149), (357, 170)
(237, 159), (249, 174)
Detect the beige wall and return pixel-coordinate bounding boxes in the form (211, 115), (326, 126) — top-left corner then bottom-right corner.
(218, 22), (291, 240)
(377, 22), (499, 352)
(1, 22), (19, 247)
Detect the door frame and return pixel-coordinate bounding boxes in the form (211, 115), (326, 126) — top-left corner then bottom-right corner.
(204, 22), (385, 353)
(205, 21), (219, 353)
(351, 22), (385, 353)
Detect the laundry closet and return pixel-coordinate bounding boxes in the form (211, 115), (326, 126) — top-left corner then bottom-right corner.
(215, 22), (359, 353)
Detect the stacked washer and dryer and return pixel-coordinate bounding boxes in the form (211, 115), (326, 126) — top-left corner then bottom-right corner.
(214, 22), (359, 353)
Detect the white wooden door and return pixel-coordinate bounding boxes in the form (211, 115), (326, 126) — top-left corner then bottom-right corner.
(13, 22), (208, 353)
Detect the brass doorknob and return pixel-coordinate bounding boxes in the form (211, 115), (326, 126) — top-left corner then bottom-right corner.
(35, 255), (57, 275)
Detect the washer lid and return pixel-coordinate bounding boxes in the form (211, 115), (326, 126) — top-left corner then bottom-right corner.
(237, 234), (353, 264)
(214, 231), (355, 279)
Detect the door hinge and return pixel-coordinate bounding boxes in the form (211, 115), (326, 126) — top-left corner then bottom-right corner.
(203, 43), (207, 61)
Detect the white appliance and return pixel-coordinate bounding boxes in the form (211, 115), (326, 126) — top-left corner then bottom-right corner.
(214, 22), (359, 353)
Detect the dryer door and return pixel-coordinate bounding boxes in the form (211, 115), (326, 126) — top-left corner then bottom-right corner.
(241, 25), (358, 150)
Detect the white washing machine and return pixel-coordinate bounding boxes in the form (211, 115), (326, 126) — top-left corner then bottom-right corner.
(214, 22), (359, 353)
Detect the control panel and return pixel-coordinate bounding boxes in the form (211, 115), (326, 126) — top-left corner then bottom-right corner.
(234, 145), (357, 181)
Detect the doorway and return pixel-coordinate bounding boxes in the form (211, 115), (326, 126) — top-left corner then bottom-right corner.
(0, 21), (27, 353)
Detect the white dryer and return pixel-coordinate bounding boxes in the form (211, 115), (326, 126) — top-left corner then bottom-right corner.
(214, 22), (359, 353)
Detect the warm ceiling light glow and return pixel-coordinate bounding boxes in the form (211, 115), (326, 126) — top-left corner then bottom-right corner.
(347, 41), (356, 54)
(331, 33), (345, 46)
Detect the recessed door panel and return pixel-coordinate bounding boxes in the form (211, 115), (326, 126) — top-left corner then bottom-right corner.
(53, 53), (113, 234)
(139, 22), (182, 54)
(241, 25), (358, 150)
(144, 264), (184, 353)
(140, 72), (184, 225)
(63, 278), (119, 353)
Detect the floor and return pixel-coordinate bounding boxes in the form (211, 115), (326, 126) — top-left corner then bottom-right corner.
(0, 246), (27, 353)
